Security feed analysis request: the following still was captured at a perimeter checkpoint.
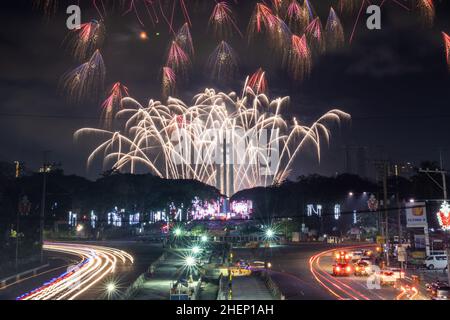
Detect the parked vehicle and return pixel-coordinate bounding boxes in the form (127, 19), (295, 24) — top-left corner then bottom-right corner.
(425, 255), (448, 270)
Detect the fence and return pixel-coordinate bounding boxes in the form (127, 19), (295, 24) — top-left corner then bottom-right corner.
(0, 264), (50, 289)
(259, 270), (285, 300)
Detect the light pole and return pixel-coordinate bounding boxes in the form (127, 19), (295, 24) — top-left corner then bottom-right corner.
(40, 151), (51, 264)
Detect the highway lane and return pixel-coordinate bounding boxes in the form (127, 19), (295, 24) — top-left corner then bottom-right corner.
(16, 242), (134, 300)
(233, 243), (429, 300)
(309, 244), (428, 300)
(0, 240), (163, 300)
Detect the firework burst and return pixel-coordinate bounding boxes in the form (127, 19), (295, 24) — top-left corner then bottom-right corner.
(247, 68), (268, 95)
(247, 3), (279, 38)
(166, 40), (191, 77)
(306, 17), (326, 54)
(74, 83), (350, 193)
(101, 82), (129, 129)
(66, 19), (105, 61)
(443, 32), (450, 71)
(175, 23), (194, 58)
(206, 41), (239, 83)
(61, 49), (105, 103)
(325, 7), (345, 50)
(417, 0), (435, 27)
(209, 1), (242, 39)
(248, 2), (292, 55)
(285, 0), (310, 35)
(162, 66), (177, 99)
(285, 34), (312, 82)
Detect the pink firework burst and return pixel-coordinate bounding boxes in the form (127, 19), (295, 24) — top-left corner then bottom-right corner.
(246, 68), (268, 95)
(101, 82), (129, 129)
(417, 0), (435, 27)
(286, 34), (312, 82)
(248, 3), (278, 36)
(206, 41), (239, 83)
(306, 17), (325, 54)
(166, 40), (191, 77)
(443, 32), (450, 71)
(285, 0), (310, 34)
(66, 19), (105, 61)
(209, 1), (243, 39)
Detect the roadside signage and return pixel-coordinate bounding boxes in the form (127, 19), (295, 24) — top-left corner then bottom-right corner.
(405, 202), (427, 228)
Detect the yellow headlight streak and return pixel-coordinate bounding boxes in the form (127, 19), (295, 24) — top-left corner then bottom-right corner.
(19, 242), (133, 300)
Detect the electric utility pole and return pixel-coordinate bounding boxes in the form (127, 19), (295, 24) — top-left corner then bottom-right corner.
(419, 149), (449, 285)
(40, 151), (51, 264)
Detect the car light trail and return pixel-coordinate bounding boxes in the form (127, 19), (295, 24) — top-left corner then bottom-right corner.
(309, 244), (376, 300)
(16, 242), (133, 300)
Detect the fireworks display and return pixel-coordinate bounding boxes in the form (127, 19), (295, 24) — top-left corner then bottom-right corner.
(444, 31), (450, 71)
(417, 0), (435, 27)
(325, 7), (345, 50)
(74, 81), (350, 193)
(61, 49), (105, 103)
(206, 41), (239, 82)
(174, 23), (194, 58)
(166, 40), (191, 77)
(247, 68), (269, 95)
(286, 34), (312, 81)
(285, 0), (310, 35)
(209, 1), (242, 39)
(101, 82), (129, 129)
(28, 1), (448, 193)
(162, 66), (177, 99)
(66, 20), (105, 61)
(306, 17), (326, 54)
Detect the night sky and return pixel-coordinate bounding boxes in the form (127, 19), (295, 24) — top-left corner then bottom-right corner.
(0, 0), (449, 180)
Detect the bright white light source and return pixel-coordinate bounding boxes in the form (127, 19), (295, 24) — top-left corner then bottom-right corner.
(185, 256), (196, 267)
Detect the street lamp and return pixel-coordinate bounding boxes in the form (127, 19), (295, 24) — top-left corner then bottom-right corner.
(191, 246), (201, 255)
(265, 228), (275, 239)
(174, 227), (182, 237)
(200, 235), (208, 243)
(185, 256), (196, 267)
(106, 282), (116, 293)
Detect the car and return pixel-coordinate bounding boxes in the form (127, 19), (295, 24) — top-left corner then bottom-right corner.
(359, 256), (373, 265)
(333, 263), (352, 276)
(425, 255), (448, 270)
(350, 250), (363, 261)
(386, 267), (405, 280)
(376, 270), (397, 286)
(335, 251), (351, 263)
(354, 261), (371, 276)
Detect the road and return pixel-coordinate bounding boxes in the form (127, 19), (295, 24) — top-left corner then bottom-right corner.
(234, 243), (429, 300)
(0, 240), (163, 300)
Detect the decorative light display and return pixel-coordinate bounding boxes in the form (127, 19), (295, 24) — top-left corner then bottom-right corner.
(68, 211), (77, 227)
(108, 207), (123, 227)
(437, 201), (450, 231)
(307, 204), (322, 217)
(90, 210), (97, 229)
(367, 194), (379, 212)
(334, 204), (341, 220)
(129, 213), (140, 225)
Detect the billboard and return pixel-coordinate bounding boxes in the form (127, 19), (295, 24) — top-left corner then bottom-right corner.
(405, 202), (427, 228)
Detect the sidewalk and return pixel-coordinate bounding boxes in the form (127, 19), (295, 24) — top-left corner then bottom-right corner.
(132, 251), (185, 300)
(231, 274), (274, 300)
